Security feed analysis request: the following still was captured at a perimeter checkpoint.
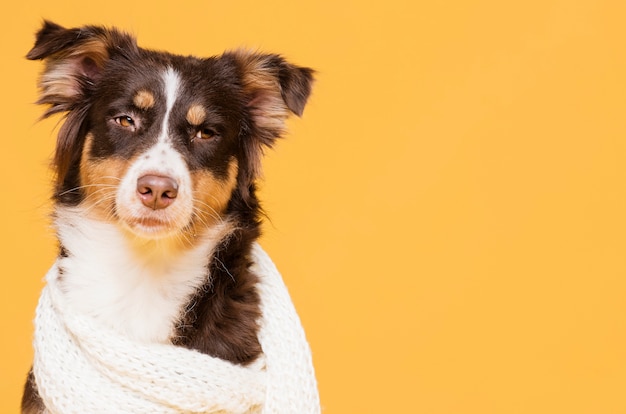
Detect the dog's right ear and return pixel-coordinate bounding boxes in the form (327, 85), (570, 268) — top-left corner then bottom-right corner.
(27, 21), (138, 201)
(27, 20), (137, 117)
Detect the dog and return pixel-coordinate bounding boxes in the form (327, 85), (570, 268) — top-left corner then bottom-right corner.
(21, 20), (313, 413)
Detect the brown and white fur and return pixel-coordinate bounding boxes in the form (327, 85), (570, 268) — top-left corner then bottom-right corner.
(21, 20), (313, 413)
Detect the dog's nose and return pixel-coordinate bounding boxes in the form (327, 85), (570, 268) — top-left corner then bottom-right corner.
(136, 175), (178, 210)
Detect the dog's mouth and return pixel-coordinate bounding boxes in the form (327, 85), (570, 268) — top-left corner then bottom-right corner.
(116, 178), (192, 239)
(128, 216), (173, 233)
(114, 153), (195, 240)
(117, 190), (194, 240)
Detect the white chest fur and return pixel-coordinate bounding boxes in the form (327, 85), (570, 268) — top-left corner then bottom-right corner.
(54, 208), (227, 344)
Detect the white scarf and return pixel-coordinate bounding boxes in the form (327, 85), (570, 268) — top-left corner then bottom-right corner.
(33, 244), (320, 413)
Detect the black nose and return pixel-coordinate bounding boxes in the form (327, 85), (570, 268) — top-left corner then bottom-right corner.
(136, 175), (178, 210)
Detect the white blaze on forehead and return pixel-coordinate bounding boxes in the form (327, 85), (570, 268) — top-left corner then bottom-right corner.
(159, 67), (182, 144)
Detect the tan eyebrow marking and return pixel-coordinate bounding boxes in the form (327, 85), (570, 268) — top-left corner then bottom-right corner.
(133, 90), (155, 109)
(186, 104), (207, 126)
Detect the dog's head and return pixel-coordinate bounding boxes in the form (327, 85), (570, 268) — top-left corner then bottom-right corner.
(27, 21), (313, 241)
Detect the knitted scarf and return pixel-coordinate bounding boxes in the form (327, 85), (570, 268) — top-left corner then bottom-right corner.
(32, 244), (320, 413)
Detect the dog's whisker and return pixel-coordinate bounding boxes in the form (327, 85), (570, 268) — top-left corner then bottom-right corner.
(98, 176), (122, 182)
(191, 199), (224, 223)
(57, 183), (118, 197)
(193, 191), (229, 208)
(191, 209), (222, 231)
(77, 195), (118, 217)
(192, 203), (220, 222)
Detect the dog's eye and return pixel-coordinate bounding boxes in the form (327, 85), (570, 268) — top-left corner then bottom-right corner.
(114, 116), (135, 128)
(194, 128), (218, 141)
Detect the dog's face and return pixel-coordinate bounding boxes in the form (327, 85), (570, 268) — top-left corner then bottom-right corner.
(81, 59), (243, 239)
(28, 21), (313, 240)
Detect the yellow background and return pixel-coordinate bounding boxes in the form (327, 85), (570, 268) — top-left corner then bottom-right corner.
(2, 1), (626, 413)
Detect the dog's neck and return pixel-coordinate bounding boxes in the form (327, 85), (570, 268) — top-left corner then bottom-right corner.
(53, 206), (232, 344)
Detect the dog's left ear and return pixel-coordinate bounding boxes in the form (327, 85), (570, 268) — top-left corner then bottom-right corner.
(228, 50), (315, 182)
